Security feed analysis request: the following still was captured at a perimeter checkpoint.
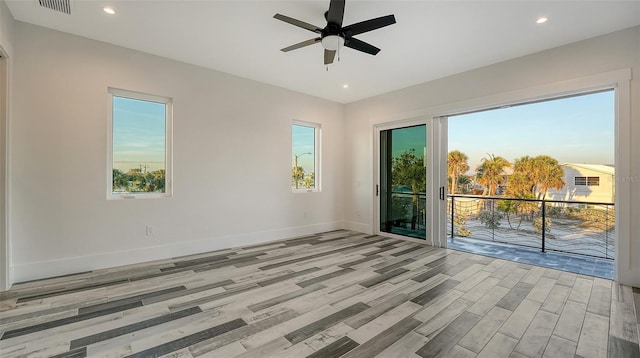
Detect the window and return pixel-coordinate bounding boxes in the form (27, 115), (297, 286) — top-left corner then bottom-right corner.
(575, 176), (599, 186)
(108, 88), (172, 198)
(292, 121), (320, 192)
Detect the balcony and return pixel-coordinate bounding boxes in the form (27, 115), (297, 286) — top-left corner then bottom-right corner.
(447, 194), (615, 278)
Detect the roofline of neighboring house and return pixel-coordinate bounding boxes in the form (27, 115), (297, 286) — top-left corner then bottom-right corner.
(561, 163), (615, 176)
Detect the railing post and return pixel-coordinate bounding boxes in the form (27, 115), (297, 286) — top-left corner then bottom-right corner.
(605, 205), (609, 259)
(450, 196), (455, 240)
(541, 200), (546, 253)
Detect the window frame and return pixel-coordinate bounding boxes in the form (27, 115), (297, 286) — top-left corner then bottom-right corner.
(107, 87), (173, 199)
(291, 120), (321, 193)
(575, 176), (600, 186)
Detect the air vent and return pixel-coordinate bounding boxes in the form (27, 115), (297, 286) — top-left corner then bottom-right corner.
(38, 0), (71, 15)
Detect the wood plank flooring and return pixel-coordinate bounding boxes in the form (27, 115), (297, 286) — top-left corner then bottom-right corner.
(0, 230), (638, 358)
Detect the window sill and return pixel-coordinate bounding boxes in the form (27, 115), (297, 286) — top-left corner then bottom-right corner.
(292, 189), (320, 194)
(109, 193), (172, 200)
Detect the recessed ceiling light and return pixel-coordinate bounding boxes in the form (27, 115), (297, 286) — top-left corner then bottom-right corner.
(104, 7), (115, 15)
(536, 17), (548, 24)
(343, 84), (349, 89)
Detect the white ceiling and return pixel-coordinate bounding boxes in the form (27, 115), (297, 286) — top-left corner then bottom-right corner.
(6, 0), (640, 103)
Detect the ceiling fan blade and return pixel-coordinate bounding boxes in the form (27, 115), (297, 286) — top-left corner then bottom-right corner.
(344, 37), (380, 55)
(342, 14), (396, 36)
(324, 49), (336, 65)
(274, 14), (322, 33)
(326, 0), (345, 26)
(281, 38), (322, 52)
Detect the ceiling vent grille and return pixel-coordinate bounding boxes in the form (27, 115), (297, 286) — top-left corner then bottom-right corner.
(38, 0), (71, 15)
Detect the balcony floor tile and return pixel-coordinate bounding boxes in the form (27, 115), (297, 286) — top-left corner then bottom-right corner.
(447, 237), (614, 280)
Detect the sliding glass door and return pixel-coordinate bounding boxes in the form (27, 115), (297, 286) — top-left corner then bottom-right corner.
(376, 118), (448, 246)
(379, 124), (427, 239)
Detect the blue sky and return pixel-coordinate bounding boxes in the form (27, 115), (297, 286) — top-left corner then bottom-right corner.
(449, 90), (614, 174)
(292, 124), (315, 173)
(112, 96), (166, 171)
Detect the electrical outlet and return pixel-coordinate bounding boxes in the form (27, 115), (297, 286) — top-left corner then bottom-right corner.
(145, 226), (154, 236)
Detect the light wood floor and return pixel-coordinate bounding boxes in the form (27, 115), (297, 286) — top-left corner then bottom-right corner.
(1, 230), (638, 358)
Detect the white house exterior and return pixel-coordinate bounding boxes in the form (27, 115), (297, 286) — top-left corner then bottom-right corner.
(546, 163), (615, 204)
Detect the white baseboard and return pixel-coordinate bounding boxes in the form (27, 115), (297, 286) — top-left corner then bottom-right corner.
(2, 267), (13, 292)
(342, 221), (371, 235)
(11, 221), (342, 284)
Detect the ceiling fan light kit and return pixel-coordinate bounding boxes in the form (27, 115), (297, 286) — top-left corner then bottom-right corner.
(321, 35), (344, 51)
(274, 0), (396, 65)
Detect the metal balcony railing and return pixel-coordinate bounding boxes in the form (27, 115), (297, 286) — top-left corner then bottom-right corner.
(447, 194), (615, 259)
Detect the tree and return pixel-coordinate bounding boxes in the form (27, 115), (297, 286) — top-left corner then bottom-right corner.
(509, 155), (565, 199)
(457, 175), (472, 194)
(112, 169), (127, 191)
(453, 213), (471, 237)
(292, 166), (305, 189)
(448, 150), (469, 195)
(152, 169), (166, 193)
(392, 149), (426, 230)
(303, 172), (315, 188)
(143, 169), (165, 192)
(497, 199), (517, 229)
(112, 167), (165, 193)
(478, 210), (502, 229)
(533, 217), (552, 235)
(476, 154), (510, 195)
(532, 155), (565, 199)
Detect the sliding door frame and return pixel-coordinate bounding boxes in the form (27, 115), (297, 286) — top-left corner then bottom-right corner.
(373, 116), (448, 247)
(371, 69), (632, 285)
(0, 47), (9, 291)
(371, 69), (630, 283)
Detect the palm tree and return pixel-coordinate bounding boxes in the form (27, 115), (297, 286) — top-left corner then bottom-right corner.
(457, 174), (472, 194)
(509, 155), (564, 199)
(476, 154), (510, 195)
(392, 149), (426, 230)
(531, 155), (565, 199)
(448, 150), (469, 195)
(508, 156), (536, 197)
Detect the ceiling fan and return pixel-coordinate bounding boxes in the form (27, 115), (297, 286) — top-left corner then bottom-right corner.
(274, 0), (396, 65)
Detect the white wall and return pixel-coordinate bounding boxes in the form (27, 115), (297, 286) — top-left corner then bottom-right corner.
(344, 26), (640, 287)
(10, 23), (344, 282)
(0, 0), (14, 57)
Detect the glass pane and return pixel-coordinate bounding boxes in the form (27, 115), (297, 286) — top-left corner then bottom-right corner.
(446, 90), (615, 262)
(380, 124), (427, 239)
(112, 96), (166, 193)
(292, 124), (315, 189)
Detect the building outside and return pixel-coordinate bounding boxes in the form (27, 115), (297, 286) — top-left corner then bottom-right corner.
(546, 163), (615, 204)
